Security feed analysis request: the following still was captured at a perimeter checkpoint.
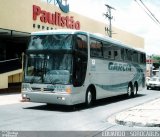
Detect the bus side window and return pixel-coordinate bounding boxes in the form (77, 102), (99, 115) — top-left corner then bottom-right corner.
(77, 37), (83, 48)
(133, 51), (138, 63)
(90, 38), (103, 58)
(124, 49), (132, 61)
(124, 49), (127, 61)
(121, 49), (124, 60)
(103, 42), (113, 59)
(73, 34), (88, 87)
(113, 45), (123, 61)
(140, 53), (146, 64)
(76, 35), (88, 54)
(128, 50), (132, 61)
(114, 51), (118, 59)
(143, 54), (146, 64)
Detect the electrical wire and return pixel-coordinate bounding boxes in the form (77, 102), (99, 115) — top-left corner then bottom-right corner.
(134, 0), (160, 26)
(139, 0), (160, 25)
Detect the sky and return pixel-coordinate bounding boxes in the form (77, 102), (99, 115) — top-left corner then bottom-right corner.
(68, 0), (160, 55)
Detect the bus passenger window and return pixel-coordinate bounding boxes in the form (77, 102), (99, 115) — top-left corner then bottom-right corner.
(77, 38), (83, 48)
(90, 38), (103, 58)
(108, 51), (111, 58)
(114, 51), (118, 59)
(73, 34), (88, 87)
(76, 35), (87, 54)
(103, 42), (114, 59)
(113, 46), (122, 60)
(124, 49), (132, 61)
(139, 53), (146, 64)
(121, 49), (124, 60)
(133, 51), (138, 63)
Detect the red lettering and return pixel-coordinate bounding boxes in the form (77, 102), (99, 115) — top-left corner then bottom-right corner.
(55, 12), (59, 25)
(47, 12), (55, 24)
(32, 5), (81, 30)
(75, 21), (80, 30)
(40, 11), (48, 23)
(65, 16), (70, 28)
(61, 17), (66, 27)
(33, 5), (41, 20)
(69, 16), (74, 29)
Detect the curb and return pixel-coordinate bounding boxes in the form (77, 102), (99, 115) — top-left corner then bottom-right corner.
(108, 110), (160, 128)
(115, 111), (160, 127)
(107, 97), (160, 127)
(114, 98), (160, 127)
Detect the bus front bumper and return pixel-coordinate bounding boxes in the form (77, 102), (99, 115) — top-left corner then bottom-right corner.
(21, 91), (74, 105)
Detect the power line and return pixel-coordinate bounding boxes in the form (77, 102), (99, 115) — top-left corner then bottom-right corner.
(139, 0), (160, 25)
(134, 0), (158, 24)
(134, 0), (160, 26)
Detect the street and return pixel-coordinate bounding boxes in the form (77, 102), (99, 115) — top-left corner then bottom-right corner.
(0, 89), (160, 132)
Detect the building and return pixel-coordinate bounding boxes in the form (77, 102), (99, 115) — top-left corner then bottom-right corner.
(0, 0), (144, 89)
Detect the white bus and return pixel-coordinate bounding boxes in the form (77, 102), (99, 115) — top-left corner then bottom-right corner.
(21, 29), (146, 106)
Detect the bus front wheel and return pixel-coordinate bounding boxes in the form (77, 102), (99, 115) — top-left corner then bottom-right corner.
(85, 88), (93, 107)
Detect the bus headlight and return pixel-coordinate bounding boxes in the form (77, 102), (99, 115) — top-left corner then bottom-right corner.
(22, 94), (27, 98)
(21, 93), (30, 101)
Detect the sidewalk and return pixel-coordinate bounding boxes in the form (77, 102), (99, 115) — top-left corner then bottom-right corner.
(113, 98), (160, 127)
(0, 93), (21, 106)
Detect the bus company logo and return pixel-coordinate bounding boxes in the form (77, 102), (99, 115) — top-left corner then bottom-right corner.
(108, 62), (131, 72)
(55, 0), (69, 13)
(33, 5), (80, 30)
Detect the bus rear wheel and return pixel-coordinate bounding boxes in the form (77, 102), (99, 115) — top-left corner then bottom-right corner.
(127, 84), (133, 97)
(85, 88), (93, 107)
(133, 83), (138, 96)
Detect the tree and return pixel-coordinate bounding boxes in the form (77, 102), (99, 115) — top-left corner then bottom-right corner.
(152, 55), (160, 69)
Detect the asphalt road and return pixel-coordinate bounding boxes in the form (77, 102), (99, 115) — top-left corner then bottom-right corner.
(0, 89), (160, 132)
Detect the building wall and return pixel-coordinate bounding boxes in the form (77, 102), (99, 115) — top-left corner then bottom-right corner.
(8, 73), (22, 84)
(0, 0), (144, 49)
(113, 27), (144, 49)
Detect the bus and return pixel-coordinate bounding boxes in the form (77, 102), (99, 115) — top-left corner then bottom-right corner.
(21, 29), (146, 107)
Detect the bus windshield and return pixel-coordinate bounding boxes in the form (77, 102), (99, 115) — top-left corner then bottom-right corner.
(24, 53), (72, 84)
(28, 34), (73, 50)
(24, 34), (74, 84)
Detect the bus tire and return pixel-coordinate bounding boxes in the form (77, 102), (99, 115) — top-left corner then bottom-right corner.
(127, 84), (133, 97)
(133, 83), (138, 96)
(85, 88), (93, 107)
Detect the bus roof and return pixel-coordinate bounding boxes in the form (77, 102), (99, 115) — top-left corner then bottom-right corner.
(31, 29), (84, 35)
(31, 29), (145, 54)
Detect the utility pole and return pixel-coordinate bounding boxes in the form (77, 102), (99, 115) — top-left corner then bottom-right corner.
(104, 4), (115, 37)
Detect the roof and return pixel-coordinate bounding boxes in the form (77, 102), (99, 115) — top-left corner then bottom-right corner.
(31, 29), (84, 35)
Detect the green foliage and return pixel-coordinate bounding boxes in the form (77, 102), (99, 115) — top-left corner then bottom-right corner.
(152, 55), (160, 69)
(152, 55), (160, 62)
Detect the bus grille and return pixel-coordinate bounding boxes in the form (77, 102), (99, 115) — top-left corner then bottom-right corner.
(31, 87), (54, 92)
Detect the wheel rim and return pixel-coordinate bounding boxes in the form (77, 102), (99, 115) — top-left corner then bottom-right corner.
(133, 85), (137, 95)
(128, 86), (132, 96)
(87, 91), (92, 104)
